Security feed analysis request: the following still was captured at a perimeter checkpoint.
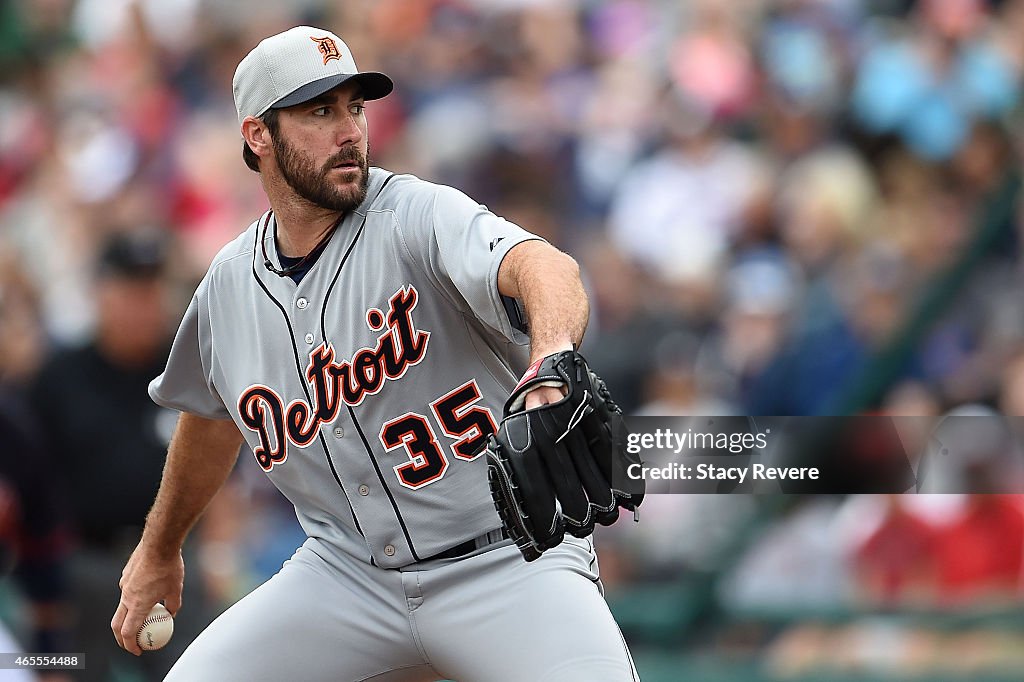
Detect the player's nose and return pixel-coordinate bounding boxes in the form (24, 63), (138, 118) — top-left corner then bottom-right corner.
(334, 112), (363, 147)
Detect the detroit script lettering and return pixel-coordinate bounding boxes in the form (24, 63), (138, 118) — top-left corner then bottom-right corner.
(238, 286), (430, 471)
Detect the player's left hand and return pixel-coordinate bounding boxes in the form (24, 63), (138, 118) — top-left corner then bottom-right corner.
(523, 384), (566, 410)
(484, 350), (645, 561)
(523, 343), (572, 410)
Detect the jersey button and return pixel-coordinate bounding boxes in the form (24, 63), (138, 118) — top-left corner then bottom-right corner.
(358, 484), (369, 496)
(296, 297), (308, 309)
(384, 545), (396, 557)
(333, 427), (345, 438)
(304, 333), (314, 344)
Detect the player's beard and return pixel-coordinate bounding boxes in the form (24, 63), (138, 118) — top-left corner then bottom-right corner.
(273, 136), (370, 212)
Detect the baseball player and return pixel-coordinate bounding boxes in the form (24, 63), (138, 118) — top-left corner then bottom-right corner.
(112, 26), (640, 681)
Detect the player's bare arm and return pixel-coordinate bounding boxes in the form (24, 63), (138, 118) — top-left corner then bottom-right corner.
(486, 239), (644, 563)
(111, 413), (242, 656)
(497, 239), (589, 408)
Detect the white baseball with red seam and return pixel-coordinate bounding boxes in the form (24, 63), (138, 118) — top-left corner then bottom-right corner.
(136, 603), (174, 651)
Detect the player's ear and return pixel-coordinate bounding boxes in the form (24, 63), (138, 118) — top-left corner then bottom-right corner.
(241, 115), (273, 159)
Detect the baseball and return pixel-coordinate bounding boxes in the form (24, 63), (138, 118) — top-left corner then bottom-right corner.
(136, 603), (174, 651)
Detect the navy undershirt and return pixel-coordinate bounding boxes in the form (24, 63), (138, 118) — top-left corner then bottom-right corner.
(277, 242), (328, 284)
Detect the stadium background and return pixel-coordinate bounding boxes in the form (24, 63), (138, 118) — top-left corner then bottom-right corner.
(2, 0), (1024, 680)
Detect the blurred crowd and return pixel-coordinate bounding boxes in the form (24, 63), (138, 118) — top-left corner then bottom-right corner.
(3, 0), (1024, 679)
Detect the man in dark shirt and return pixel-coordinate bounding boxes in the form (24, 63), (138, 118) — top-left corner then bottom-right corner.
(0, 392), (73, 682)
(28, 232), (213, 681)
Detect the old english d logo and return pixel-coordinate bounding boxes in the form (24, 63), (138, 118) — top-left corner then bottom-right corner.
(311, 36), (341, 64)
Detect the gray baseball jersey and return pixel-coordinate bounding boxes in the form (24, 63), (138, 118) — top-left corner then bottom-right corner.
(150, 168), (537, 568)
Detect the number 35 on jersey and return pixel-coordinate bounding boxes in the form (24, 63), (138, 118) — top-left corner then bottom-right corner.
(236, 285), (497, 489)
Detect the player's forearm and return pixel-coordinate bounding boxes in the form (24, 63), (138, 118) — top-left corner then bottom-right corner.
(499, 240), (589, 363)
(140, 412), (243, 558)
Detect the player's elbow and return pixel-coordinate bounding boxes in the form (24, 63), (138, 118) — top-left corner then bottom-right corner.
(545, 248), (588, 312)
(538, 247), (585, 299)
(500, 240), (580, 297)
(539, 244), (581, 282)
(558, 249), (581, 279)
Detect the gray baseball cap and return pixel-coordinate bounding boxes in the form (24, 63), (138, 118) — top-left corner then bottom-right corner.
(232, 26), (393, 125)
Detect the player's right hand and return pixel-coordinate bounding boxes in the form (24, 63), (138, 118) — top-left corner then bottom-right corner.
(111, 542), (184, 656)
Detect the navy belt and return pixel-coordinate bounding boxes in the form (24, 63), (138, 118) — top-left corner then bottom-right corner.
(428, 528), (508, 561)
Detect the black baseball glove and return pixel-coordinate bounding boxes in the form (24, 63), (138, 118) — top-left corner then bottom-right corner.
(483, 350), (644, 561)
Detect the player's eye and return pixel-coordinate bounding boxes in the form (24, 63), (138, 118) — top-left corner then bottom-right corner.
(312, 106), (330, 116)
(350, 103), (365, 116)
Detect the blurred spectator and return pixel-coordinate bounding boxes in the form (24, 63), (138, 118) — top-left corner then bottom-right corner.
(670, 0), (757, 120)
(26, 231), (215, 681)
(849, 491), (1024, 610)
(573, 54), (659, 219)
(720, 497), (853, 612)
(849, 405), (1024, 608)
(0, 398), (73, 681)
(932, 494), (1024, 605)
(580, 238), (691, 414)
(606, 90), (766, 310)
(744, 149), (887, 414)
(599, 494), (756, 589)
(851, 494), (941, 606)
(633, 330), (735, 416)
(759, 0), (858, 115)
(0, 259), (72, 681)
(851, 0), (1019, 160)
(703, 254), (802, 408)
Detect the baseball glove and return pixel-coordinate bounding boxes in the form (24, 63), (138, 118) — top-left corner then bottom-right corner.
(483, 350), (644, 561)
